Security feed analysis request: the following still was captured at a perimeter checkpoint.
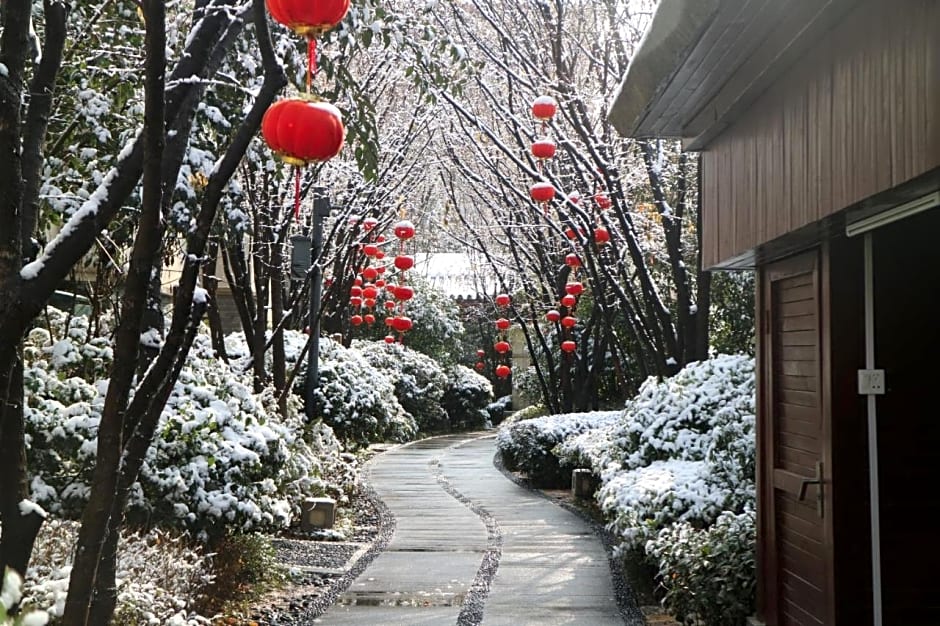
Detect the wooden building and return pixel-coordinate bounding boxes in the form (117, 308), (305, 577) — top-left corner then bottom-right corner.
(609, 1), (939, 624)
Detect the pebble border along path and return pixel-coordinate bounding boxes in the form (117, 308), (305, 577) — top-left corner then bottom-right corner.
(318, 433), (641, 625)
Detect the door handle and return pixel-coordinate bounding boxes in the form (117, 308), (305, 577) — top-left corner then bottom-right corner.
(798, 461), (824, 518)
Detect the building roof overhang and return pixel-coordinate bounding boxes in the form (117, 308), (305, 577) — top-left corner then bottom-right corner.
(609, 0), (860, 149)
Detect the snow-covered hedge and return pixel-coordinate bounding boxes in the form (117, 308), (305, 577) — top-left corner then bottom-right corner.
(23, 312), (358, 539)
(496, 411), (621, 486)
(355, 341), (450, 433)
(441, 365), (494, 431)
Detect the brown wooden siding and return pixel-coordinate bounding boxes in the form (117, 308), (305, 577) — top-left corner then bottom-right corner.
(701, 0), (940, 268)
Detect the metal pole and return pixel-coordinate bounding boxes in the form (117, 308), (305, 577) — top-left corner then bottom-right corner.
(864, 232), (883, 626)
(306, 187), (331, 421)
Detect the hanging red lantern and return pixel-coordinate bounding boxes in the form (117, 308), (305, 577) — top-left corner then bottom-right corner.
(495, 318), (511, 331)
(495, 364), (511, 379)
(350, 314), (363, 326)
(394, 220), (416, 240)
(385, 316), (395, 327)
(394, 285), (414, 301)
(495, 293), (511, 307)
(565, 253), (581, 268)
(364, 314), (376, 325)
(375, 279), (386, 288)
(531, 139), (556, 160)
(568, 191), (581, 205)
(362, 267), (378, 281)
(394, 255), (414, 271)
(546, 310), (561, 323)
(353, 277), (363, 287)
(376, 235), (386, 243)
(561, 294), (577, 308)
(261, 99), (345, 165)
(531, 95), (558, 120)
(375, 250), (386, 260)
(349, 296), (362, 308)
(392, 316), (413, 332)
(475, 362), (486, 372)
(384, 300), (396, 311)
(594, 193), (612, 210)
(376, 266), (386, 275)
(363, 243), (379, 257)
(265, 0), (351, 38)
(561, 316), (577, 328)
(565, 282), (584, 297)
(350, 285), (362, 297)
(530, 182), (555, 203)
(561, 340), (577, 353)
(594, 227), (611, 245)
(364, 298), (376, 308)
(362, 216), (378, 231)
(494, 341), (511, 354)
(384, 335), (396, 344)
(476, 349), (485, 358)
(362, 285), (379, 299)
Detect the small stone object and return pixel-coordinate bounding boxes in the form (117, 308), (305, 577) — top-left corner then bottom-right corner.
(571, 469), (599, 499)
(301, 497), (336, 531)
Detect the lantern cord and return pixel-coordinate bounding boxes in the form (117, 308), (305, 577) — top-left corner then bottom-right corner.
(306, 38), (317, 93)
(294, 166), (301, 222)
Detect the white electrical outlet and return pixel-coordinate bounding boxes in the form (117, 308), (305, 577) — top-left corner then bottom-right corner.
(858, 369), (886, 395)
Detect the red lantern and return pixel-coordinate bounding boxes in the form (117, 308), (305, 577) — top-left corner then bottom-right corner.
(565, 282), (584, 296)
(495, 364), (511, 379)
(261, 99), (345, 165)
(565, 253), (581, 268)
(594, 193), (612, 210)
(384, 300), (396, 311)
(561, 316), (577, 328)
(476, 349), (485, 358)
(494, 341), (511, 354)
(495, 293), (511, 307)
(266, 0), (351, 37)
(561, 340), (577, 353)
(362, 216), (378, 231)
(530, 182), (555, 203)
(375, 250), (386, 260)
(475, 362), (486, 372)
(394, 285), (414, 301)
(564, 227), (582, 240)
(394, 220), (416, 240)
(350, 314), (363, 326)
(561, 294), (577, 308)
(362, 267), (378, 281)
(364, 298), (376, 308)
(353, 277), (363, 287)
(531, 139), (556, 160)
(350, 286), (362, 297)
(376, 265), (386, 274)
(394, 255), (415, 271)
(495, 318), (511, 331)
(375, 279), (386, 288)
(376, 235), (386, 243)
(594, 227), (610, 245)
(364, 314), (376, 325)
(392, 316), (413, 332)
(531, 95), (558, 121)
(384, 335), (396, 344)
(349, 296), (362, 308)
(363, 243), (379, 257)
(568, 191), (581, 205)
(385, 316), (395, 327)
(546, 310), (561, 323)
(362, 285), (378, 299)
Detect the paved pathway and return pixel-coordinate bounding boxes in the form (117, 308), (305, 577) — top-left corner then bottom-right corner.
(319, 433), (627, 625)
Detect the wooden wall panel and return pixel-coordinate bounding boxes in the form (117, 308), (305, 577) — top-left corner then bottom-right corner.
(702, 0), (940, 269)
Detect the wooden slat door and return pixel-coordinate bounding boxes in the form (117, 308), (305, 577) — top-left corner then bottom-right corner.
(762, 251), (834, 625)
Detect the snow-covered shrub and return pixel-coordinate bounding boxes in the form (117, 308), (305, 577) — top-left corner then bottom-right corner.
(441, 365), (494, 431)
(486, 395), (513, 425)
(554, 419), (623, 471)
(355, 341), (450, 433)
(645, 509), (757, 625)
(501, 403), (547, 426)
(1, 567), (49, 626)
(314, 339), (416, 447)
(496, 411), (621, 486)
(23, 312), (359, 539)
(511, 365), (544, 406)
(20, 519), (212, 625)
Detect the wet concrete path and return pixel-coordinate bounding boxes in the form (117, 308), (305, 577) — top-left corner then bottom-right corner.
(318, 433), (626, 625)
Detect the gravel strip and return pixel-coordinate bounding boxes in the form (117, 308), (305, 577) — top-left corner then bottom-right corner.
(491, 450), (646, 626)
(427, 448), (503, 626)
(251, 481), (396, 625)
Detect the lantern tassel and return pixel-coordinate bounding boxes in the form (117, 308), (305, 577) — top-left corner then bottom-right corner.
(294, 166), (301, 222)
(306, 38), (317, 93)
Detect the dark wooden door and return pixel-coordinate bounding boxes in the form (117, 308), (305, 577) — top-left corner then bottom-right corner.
(761, 251), (834, 625)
